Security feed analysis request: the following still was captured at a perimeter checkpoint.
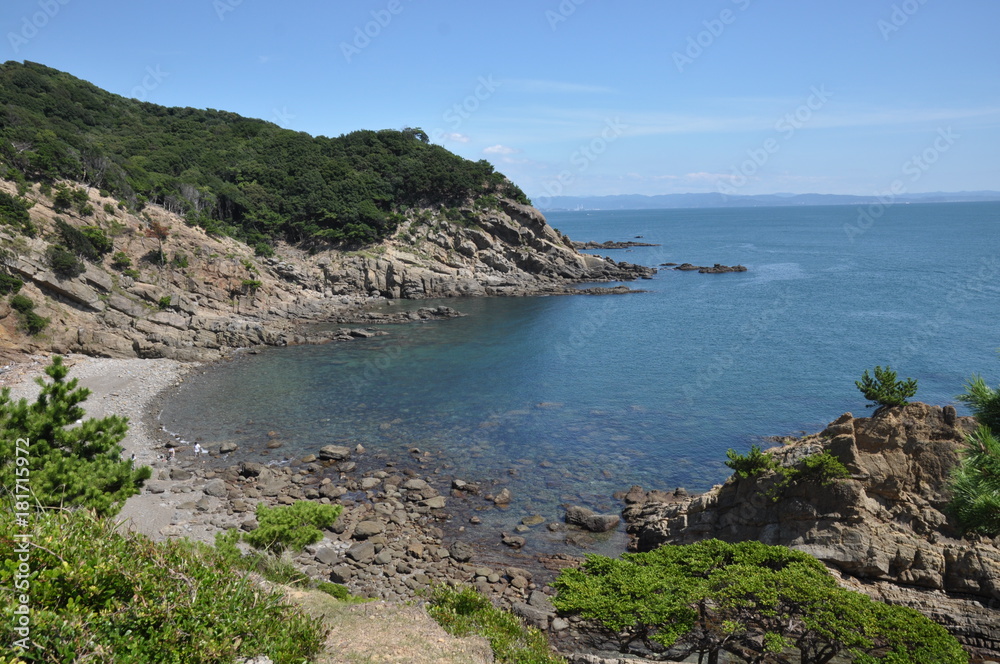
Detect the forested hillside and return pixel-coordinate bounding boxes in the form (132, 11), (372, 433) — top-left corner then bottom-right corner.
(0, 61), (527, 249)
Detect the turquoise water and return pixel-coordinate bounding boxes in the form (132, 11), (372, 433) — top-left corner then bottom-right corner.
(162, 202), (1000, 555)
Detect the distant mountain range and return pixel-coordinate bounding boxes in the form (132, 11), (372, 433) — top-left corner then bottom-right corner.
(534, 191), (1000, 211)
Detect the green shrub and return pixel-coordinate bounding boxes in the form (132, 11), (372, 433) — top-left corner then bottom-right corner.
(55, 219), (108, 261)
(957, 374), (1000, 435)
(0, 509), (326, 663)
(103, 202), (116, 215)
(171, 252), (189, 268)
(0, 273), (23, 295)
(725, 444), (780, 478)
(0, 191), (31, 232)
(111, 250), (132, 270)
(10, 293), (33, 313)
(122, 267), (140, 279)
(428, 585), (565, 664)
(243, 501), (342, 554)
(241, 278), (262, 293)
(78, 202), (94, 216)
(790, 451), (851, 485)
(46, 244), (85, 278)
(52, 184), (73, 211)
(254, 241), (275, 257)
(553, 540), (967, 664)
(0, 356), (149, 516)
(317, 581), (351, 600)
(80, 225), (113, 255)
(20, 309), (49, 335)
(157, 295), (172, 309)
(856, 365), (917, 413)
(949, 425), (1000, 536)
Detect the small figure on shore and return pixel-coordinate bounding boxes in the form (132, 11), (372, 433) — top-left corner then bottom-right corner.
(130, 453), (136, 462)
(193, 442), (204, 457)
(169, 447), (176, 461)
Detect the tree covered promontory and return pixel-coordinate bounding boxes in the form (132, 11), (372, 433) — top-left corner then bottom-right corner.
(0, 61), (528, 248)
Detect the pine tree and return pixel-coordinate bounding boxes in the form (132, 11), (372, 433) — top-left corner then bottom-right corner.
(855, 365), (918, 414)
(0, 356), (151, 516)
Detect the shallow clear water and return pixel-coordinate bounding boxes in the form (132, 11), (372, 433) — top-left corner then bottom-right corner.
(162, 202), (1000, 556)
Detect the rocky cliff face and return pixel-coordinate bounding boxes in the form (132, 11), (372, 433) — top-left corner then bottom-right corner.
(623, 403), (1000, 659)
(325, 199), (651, 298)
(0, 181), (653, 361)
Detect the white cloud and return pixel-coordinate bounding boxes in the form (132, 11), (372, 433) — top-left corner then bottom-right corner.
(442, 132), (470, 143)
(483, 144), (520, 155)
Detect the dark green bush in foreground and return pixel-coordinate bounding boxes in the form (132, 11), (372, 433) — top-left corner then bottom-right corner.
(553, 539), (967, 664)
(428, 585), (565, 664)
(0, 510), (325, 663)
(957, 374), (1000, 436)
(950, 425), (1000, 536)
(0, 356), (149, 517)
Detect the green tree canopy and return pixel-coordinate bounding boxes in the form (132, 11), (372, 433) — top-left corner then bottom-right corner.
(553, 539), (967, 664)
(0, 61), (529, 247)
(0, 356), (150, 517)
(855, 365), (918, 413)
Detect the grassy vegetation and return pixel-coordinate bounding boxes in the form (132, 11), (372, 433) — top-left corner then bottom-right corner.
(0, 509), (326, 663)
(427, 585), (565, 664)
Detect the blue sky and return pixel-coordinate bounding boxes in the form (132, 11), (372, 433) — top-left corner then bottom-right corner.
(4, 0), (999, 201)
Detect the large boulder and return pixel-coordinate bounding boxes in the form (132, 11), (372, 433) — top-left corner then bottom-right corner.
(318, 445), (351, 461)
(565, 505), (620, 532)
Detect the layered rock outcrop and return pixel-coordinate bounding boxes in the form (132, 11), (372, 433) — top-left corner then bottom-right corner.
(325, 200), (653, 299)
(0, 182), (653, 360)
(623, 403), (1000, 658)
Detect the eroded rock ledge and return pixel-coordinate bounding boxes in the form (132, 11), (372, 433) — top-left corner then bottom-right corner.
(0, 183), (654, 361)
(623, 403), (1000, 659)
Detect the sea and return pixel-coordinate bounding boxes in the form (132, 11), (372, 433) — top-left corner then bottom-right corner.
(161, 202), (1000, 558)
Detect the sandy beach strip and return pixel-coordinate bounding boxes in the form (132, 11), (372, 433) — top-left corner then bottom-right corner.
(2, 353), (204, 538)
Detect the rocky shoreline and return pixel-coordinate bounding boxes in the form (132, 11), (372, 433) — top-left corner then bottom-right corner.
(0, 181), (655, 364)
(0, 352), (621, 653)
(622, 404), (1000, 660)
(8, 355), (993, 661)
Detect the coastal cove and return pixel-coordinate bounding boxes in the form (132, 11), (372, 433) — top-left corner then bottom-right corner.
(161, 202), (1000, 560)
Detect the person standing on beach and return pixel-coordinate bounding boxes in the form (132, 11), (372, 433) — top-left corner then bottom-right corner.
(193, 442), (203, 457)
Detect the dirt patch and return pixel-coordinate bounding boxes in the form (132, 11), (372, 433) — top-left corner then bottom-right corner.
(286, 588), (494, 664)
